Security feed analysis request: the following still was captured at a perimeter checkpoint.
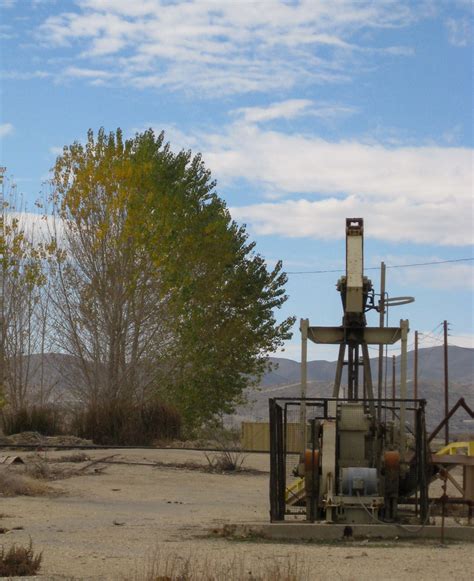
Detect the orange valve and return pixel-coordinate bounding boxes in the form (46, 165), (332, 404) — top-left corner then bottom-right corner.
(384, 451), (400, 470)
(304, 449), (319, 472)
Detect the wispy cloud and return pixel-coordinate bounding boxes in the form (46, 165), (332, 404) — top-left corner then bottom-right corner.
(233, 100), (357, 124)
(0, 123), (14, 138)
(0, 23), (15, 40)
(445, 17), (472, 47)
(0, 70), (51, 81)
(36, 0), (416, 95)
(0, 0), (16, 9)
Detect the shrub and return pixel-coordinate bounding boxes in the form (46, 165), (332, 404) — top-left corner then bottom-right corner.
(203, 421), (246, 472)
(0, 541), (42, 577)
(1, 406), (63, 436)
(0, 471), (52, 496)
(204, 450), (247, 473)
(71, 399), (181, 446)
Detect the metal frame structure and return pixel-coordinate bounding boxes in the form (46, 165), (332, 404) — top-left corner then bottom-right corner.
(269, 397), (430, 524)
(269, 218), (431, 526)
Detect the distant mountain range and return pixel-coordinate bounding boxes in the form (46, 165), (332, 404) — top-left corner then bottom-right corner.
(260, 345), (473, 386)
(11, 346), (474, 434)
(234, 345), (473, 433)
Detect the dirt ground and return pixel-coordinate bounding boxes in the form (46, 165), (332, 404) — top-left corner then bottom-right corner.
(0, 448), (472, 580)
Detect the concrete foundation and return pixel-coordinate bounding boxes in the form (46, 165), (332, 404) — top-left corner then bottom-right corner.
(225, 522), (474, 542)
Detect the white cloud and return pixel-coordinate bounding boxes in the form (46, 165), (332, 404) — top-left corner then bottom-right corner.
(201, 124), (472, 203)
(36, 0), (416, 95)
(136, 107), (473, 246)
(230, 197), (473, 246)
(0, 123), (14, 138)
(208, 125), (473, 205)
(445, 17), (472, 47)
(233, 100), (357, 124)
(64, 66), (114, 80)
(234, 100), (314, 124)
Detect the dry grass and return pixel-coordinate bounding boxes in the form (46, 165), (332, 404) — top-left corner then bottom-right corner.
(204, 450), (247, 473)
(129, 550), (309, 581)
(55, 452), (91, 463)
(0, 452), (114, 495)
(0, 540), (42, 577)
(0, 470), (53, 497)
(24, 460), (72, 481)
(25, 454), (113, 481)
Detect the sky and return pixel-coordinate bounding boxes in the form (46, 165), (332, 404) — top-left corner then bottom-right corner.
(0, 0), (473, 362)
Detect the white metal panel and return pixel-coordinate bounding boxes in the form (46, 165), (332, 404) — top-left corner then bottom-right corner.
(346, 234), (363, 313)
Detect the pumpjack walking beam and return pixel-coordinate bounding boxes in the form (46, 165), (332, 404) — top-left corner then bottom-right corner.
(300, 217), (412, 448)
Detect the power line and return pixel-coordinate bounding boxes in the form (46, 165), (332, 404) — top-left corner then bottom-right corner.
(286, 257), (473, 275)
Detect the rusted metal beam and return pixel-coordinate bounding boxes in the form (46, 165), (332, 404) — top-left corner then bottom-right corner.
(428, 397), (474, 444)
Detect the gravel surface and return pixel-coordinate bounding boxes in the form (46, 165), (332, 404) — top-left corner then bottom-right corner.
(0, 449), (472, 580)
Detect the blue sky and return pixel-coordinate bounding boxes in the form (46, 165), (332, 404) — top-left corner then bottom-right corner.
(1, 0), (473, 361)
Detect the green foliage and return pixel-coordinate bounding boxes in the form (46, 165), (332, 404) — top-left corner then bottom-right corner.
(126, 129), (295, 426)
(52, 128), (294, 429)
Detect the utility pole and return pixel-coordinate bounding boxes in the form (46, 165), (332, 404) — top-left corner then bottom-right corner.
(392, 355), (396, 420)
(0, 167), (5, 403)
(414, 330), (418, 425)
(377, 261), (386, 422)
(413, 329), (419, 516)
(414, 331), (418, 400)
(443, 320), (449, 445)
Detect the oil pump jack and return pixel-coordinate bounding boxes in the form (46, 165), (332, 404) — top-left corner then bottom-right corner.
(269, 218), (430, 525)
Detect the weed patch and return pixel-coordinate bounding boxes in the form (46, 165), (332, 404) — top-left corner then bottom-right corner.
(0, 470), (53, 497)
(129, 549), (309, 580)
(0, 541), (42, 577)
(204, 450), (247, 473)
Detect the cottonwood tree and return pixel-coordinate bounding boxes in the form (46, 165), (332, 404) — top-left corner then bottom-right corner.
(0, 188), (51, 411)
(50, 128), (294, 428)
(49, 133), (171, 409)
(127, 130), (294, 425)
